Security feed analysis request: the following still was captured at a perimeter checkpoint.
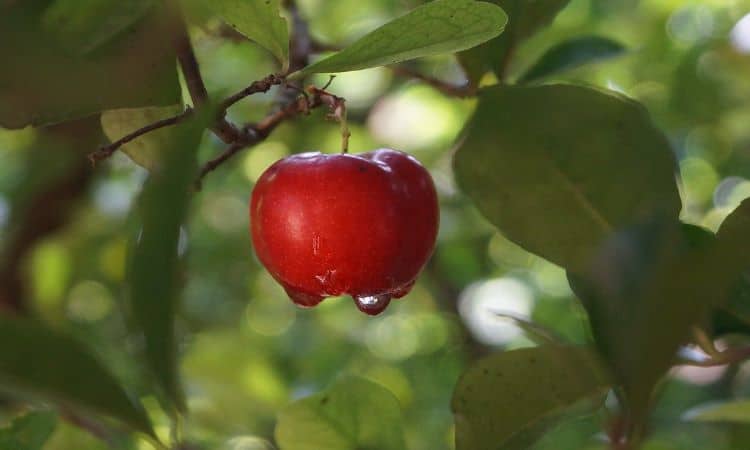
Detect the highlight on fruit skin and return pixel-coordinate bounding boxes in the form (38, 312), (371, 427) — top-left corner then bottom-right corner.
(250, 148), (439, 315)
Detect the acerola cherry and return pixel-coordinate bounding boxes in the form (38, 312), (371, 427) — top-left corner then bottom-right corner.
(250, 149), (439, 315)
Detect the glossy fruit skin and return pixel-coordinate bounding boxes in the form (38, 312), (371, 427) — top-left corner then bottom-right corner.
(250, 149), (439, 315)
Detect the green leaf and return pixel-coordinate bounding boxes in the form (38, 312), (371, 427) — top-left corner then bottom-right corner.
(519, 36), (626, 83)
(451, 345), (609, 450)
(206, 0), (289, 70)
(0, 316), (155, 438)
(41, 0), (155, 54)
(127, 112), (208, 413)
(711, 199), (750, 337)
(275, 376), (406, 450)
(0, 411), (57, 450)
(458, 0), (570, 85)
(567, 221), (724, 421)
(453, 84), (681, 273)
(295, 0), (507, 77)
(716, 198), (750, 270)
(710, 274), (750, 337)
(684, 400), (750, 424)
(101, 105), (184, 171)
(0, 2), (180, 129)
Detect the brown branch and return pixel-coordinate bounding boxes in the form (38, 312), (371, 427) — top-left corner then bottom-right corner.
(218, 74), (285, 112)
(391, 65), (476, 98)
(284, 0), (313, 74)
(195, 88), (345, 189)
(88, 107), (194, 165)
(167, 0), (240, 143)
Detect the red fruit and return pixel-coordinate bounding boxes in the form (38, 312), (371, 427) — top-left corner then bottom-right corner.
(250, 149), (439, 315)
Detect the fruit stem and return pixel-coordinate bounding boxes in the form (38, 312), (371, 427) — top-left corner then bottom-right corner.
(340, 106), (350, 154)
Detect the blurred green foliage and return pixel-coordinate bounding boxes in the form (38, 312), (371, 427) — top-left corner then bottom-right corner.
(1, 0), (750, 449)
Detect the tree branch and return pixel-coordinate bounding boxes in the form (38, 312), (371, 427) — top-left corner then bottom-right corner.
(195, 87), (345, 189)
(284, 0), (313, 74)
(167, 0), (240, 143)
(218, 74), (285, 112)
(89, 0), (480, 183)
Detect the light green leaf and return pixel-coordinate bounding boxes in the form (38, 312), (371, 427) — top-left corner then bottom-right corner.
(0, 3), (179, 129)
(127, 112), (208, 413)
(0, 411), (57, 450)
(101, 105), (184, 171)
(453, 84), (681, 272)
(0, 316), (155, 438)
(295, 0), (507, 76)
(275, 376), (406, 450)
(519, 36), (626, 83)
(451, 346), (609, 450)
(41, 0), (155, 54)
(685, 400), (750, 424)
(206, 0), (289, 70)
(458, 0), (570, 84)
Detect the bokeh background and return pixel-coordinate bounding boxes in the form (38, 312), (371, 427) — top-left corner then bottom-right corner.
(2, 0), (750, 448)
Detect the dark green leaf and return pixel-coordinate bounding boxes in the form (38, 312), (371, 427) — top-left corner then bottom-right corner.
(451, 345), (609, 450)
(717, 198), (750, 269)
(41, 0), (155, 54)
(519, 36), (626, 83)
(567, 221), (725, 421)
(295, 0), (507, 76)
(275, 376), (406, 450)
(709, 274), (750, 337)
(711, 199), (750, 337)
(458, 0), (570, 85)
(453, 84), (681, 273)
(204, 0), (289, 70)
(127, 112), (208, 413)
(0, 411), (57, 450)
(0, 316), (155, 438)
(0, 3), (179, 129)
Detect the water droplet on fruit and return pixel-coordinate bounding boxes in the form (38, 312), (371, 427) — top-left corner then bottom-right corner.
(283, 286), (324, 308)
(353, 294), (391, 315)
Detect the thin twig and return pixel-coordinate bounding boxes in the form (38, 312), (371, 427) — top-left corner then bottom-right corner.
(88, 108), (193, 165)
(390, 65), (476, 98)
(218, 73), (285, 112)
